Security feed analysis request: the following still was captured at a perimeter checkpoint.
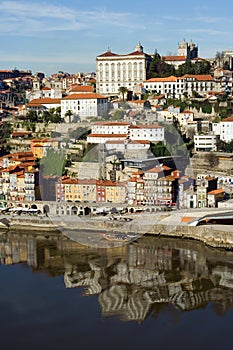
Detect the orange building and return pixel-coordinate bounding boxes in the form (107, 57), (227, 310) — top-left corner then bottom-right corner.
(30, 138), (59, 159)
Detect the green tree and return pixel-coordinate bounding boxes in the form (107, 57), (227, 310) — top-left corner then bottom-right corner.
(147, 49), (175, 79)
(65, 109), (73, 121)
(118, 86), (128, 101)
(26, 110), (37, 122)
(42, 110), (50, 123)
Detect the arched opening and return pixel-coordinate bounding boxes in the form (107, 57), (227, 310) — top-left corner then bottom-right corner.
(71, 206), (78, 215)
(43, 205), (50, 215)
(31, 204), (38, 209)
(84, 207), (91, 215)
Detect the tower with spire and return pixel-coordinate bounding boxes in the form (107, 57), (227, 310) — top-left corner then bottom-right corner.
(135, 41), (143, 53)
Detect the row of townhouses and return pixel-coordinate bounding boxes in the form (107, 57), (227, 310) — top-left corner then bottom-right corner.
(0, 149), (226, 209)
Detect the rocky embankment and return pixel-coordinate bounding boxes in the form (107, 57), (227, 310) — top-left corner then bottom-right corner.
(0, 212), (233, 250)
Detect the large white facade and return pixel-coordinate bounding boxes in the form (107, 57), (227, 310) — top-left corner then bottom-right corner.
(96, 42), (152, 97)
(87, 121), (164, 144)
(129, 124), (164, 142)
(91, 122), (130, 135)
(61, 93), (108, 121)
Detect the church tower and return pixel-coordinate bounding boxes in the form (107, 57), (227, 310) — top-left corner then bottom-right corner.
(135, 41), (143, 53)
(178, 39), (188, 56)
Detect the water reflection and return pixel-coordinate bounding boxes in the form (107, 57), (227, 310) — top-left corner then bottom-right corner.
(1, 231), (233, 322)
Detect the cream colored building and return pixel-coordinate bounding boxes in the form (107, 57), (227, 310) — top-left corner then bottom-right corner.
(144, 74), (215, 98)
(96, 42), (152, 97)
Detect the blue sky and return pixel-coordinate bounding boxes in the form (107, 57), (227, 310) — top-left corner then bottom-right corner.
(0, 0), (233, 76)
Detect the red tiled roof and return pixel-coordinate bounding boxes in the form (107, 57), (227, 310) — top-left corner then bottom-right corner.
(221, 115), (233, 122)
(27, 98), (61, 106)
(208, 189), (225, 195)
(146, 167), (164, 173)
(98, 51), (119, 57)
(127, 50), (146, 56)
(145, 76), (178, 83)
(205, 176), (216, 181)
(62, 93), (107, 100)
(182, 74), (213, 81)
(162, 55), (186, 61)
(11, 131), (32, 137)
(145, 74), (213, 83)
(70, 85), (94, 93)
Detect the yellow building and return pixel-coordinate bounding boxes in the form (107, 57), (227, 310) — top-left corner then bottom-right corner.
(62, 178), (126, 203)
(30, 138), (59, 159)
(63, 178), (97, 202)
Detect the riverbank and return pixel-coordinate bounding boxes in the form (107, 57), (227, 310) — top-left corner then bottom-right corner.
(0, 211), (233, 250)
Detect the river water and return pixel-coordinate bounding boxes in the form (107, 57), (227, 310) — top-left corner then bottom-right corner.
(0, 231), (233, 350)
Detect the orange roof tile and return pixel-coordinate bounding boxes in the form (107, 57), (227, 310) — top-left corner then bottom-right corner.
(27, 98), (61, 106)
(146, 167), (164, 173)
(145, 76), (178, 83)
(221, 115), (233, 122)
(208, 189), (225, 195)
(70, 85), (94, 93)
(182, 74), (213, 81)
(162, 55), (186, 61)
(62, 93), (107, 100)
(98, 51), (119, 57)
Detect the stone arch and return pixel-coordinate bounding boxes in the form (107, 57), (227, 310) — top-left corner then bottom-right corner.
(43, 204), (50, 214)
(31, 204), (37, 209)
(71, 206), (78, 215)
(84, 207), (91, 216)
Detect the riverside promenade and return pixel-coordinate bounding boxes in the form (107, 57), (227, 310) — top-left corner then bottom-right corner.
(0, 208), (233, 250)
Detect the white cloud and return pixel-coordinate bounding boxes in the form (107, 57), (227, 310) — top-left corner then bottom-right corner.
(0, 1), (143, 35)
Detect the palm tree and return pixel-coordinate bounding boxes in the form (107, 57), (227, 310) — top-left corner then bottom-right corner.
(118, 86), (128, 101)
(65, 109), (73, 122)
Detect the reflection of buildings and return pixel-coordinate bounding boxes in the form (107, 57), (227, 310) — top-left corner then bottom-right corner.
(1, 232), (233, 321)
(62, 237), (233, 322)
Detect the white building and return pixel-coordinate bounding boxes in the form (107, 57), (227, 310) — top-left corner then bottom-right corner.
(129, 124), (164, 142)
(86, 134), (127, 144)
(87, 121), (164, 144)
(91, 122), (130, 135)
(219, 116), (233, 143)
(26, 78), (62, 101)
(105, 139), (150, 157)
(194, 134), (219, 152)
(144, 74), (215, 99)
(61, 93), (108, 121)
(96, 42), (152, 97)
(26, 98), (61, 112)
